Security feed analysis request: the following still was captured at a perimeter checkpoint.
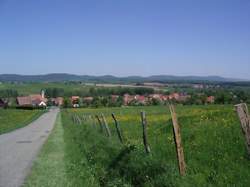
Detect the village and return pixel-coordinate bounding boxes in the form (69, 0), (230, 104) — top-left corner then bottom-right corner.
(0, 89), (215, 109)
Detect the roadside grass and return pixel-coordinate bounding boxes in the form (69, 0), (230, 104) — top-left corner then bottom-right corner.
(61, 105), (250, 186)
(0, 109), (45, 134)
(22, 105), (250, 186)
(24, 113), (68, 187)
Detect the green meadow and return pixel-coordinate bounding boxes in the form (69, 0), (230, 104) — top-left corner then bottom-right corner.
(0, 82), (86, 95)
(0, 109), (44, 134)
(27, 105), (250, 186)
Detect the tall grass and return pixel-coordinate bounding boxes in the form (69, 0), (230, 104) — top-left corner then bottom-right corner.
(61, 105), (250, 186)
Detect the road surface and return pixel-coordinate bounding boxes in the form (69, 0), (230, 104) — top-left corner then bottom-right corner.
(0, 108), (59, 187)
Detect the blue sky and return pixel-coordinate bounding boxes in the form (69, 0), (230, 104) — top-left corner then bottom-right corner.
(0, 0), (249, 79)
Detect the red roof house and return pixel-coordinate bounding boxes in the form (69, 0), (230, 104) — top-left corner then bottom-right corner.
(17, 94), (47, 107)
(123, 94), (134, 105)
(17, 96), (32, 106)
(71, 96), (80, 107)
(111, 95), (119, 102)
(135, 95), (147, 104)
(207, 96), (215, 104)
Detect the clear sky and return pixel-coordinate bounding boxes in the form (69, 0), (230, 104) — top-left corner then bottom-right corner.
(0, 0), (249, 79)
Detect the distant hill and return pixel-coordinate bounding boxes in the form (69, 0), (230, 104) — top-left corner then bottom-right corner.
(0, 73), (247, 83)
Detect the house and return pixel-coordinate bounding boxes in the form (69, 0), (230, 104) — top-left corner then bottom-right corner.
(17, 96), (32, 106)
(111, 95), (119, 102)
(123, 94), (135, 105)
(31, 94), (47, 107)
(149, 94), (163, 100)
(71, 96), (80, 108)
(150, 94), (169, 101)
(168, 93), (190, 102)
(134, 95), (147, 104)
(169, 93), (180, 100)
(55, 97), (64, 106)
(160, 95), (169, 101)
(17, 94), (47, 107)
(38, 101), (47, 107)
(207, 96), (215, 104)
(31, 94), (47, 104)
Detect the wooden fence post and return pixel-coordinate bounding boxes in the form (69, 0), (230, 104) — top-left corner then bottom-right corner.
(235, 103), (250, 157)
(95, 115), (104, 133)
(111, 113), (123, 143)
(77, 115), (82, 125)
(168, 104), (186, 176)
(74, 114), (78, 124)
(101, 113), (112, 137)
(89, 115), (96, 128)
(82, 114), (86, 122)
(140, 111), (151, 154)
(71, 115), (75, 124)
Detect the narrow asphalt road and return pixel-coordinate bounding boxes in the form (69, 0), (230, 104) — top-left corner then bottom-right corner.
(0, 108), (59, 187)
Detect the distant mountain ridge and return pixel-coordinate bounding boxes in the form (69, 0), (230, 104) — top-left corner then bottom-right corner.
(0, 73), (247, 83)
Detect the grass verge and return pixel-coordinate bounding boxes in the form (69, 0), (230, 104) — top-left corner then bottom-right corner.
(0, 109), (46, 135)
(22, 105), (250, 186)
(24, 113), (67, 187)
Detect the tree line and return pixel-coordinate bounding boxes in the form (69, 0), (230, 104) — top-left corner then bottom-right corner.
(44, 87), (155, 98)
(0, 86), (250, 107)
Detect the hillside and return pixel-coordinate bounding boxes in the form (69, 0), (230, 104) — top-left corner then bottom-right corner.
(0, 74), (246, 83)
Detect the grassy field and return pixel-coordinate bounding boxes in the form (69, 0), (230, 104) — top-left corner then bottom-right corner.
(25, 105), (250, 186)
(0, 82), (167, 96)
(0, 82), (86, 95)
(0, 109), (45, 134)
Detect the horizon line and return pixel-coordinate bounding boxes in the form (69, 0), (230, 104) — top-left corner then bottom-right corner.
(0, 73), (249, 81)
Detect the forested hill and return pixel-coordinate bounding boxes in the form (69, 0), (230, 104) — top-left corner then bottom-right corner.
(0, 73), (246, 83)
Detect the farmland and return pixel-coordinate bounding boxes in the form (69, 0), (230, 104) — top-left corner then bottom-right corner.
(0, 109), (44, 134)
(41, 104), (250, 186)
(0, 82), (161, 96)
(1, 81), (250, 109)
(0, 82), (86, 96)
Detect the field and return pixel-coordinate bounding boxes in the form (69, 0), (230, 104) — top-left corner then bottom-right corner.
(44, 105), (249, 186)
(0, 82), (84, 95)
(0, 109), (44, 134)
(0, 82), (164, 96)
